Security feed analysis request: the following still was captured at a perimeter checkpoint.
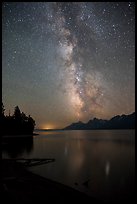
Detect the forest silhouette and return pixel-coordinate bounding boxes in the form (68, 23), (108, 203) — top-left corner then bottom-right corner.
(2, 103), (35, 135)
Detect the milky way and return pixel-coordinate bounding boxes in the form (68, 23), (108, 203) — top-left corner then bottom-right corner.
(2, 2), (135, 128)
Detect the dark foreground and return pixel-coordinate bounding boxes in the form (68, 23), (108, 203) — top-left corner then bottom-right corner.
(1, 159), (135, 204)
(1, 159), (102, 203)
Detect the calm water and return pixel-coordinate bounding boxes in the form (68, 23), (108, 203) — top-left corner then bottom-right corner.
(2, 130), (135, 202)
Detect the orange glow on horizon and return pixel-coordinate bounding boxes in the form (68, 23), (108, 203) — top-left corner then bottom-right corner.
(41, 123), (56, 130)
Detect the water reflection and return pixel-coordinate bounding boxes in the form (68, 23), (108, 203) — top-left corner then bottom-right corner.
(105, 161), (110, 176)
(2, 130), (135, 202)
(2, 137), (33, 158)
(64, 145), (68, 156)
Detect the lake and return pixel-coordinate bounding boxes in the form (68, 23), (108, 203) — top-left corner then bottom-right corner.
(2, 129), (135, 202)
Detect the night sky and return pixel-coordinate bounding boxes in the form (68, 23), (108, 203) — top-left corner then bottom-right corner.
(2, 2), (135, 129)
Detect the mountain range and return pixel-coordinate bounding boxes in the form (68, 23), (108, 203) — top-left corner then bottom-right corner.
(64, 112), (135, 130)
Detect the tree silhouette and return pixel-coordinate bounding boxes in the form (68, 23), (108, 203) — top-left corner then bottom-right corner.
(2, 103), (36, 136)
(2, 102), (5, 117)
(21, 112), (28, 121)
(14, 106), (21, 120)
(28, 115), (36, 126)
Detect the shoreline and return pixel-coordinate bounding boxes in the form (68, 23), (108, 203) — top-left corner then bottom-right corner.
(1, 159), (101, 203)
(2, 133), (39, 138)
(2, 159), (134, 203)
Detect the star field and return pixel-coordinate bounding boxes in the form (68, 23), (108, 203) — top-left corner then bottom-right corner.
(2, 2), (135, 129)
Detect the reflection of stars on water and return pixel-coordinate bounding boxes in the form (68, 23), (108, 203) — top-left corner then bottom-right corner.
(105, 161), (110, 176)
(64, 146), (68, 156)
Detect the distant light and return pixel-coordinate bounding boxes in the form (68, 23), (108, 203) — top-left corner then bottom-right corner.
(42, 124), (55, 130)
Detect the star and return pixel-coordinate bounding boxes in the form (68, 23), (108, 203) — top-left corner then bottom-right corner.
(2, 2), (135, 127)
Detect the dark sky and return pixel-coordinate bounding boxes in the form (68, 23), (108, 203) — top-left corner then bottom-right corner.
(2, 2), (135, 129)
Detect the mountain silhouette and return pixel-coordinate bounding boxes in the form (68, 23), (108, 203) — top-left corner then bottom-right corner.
(64, 112), (135, 130)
